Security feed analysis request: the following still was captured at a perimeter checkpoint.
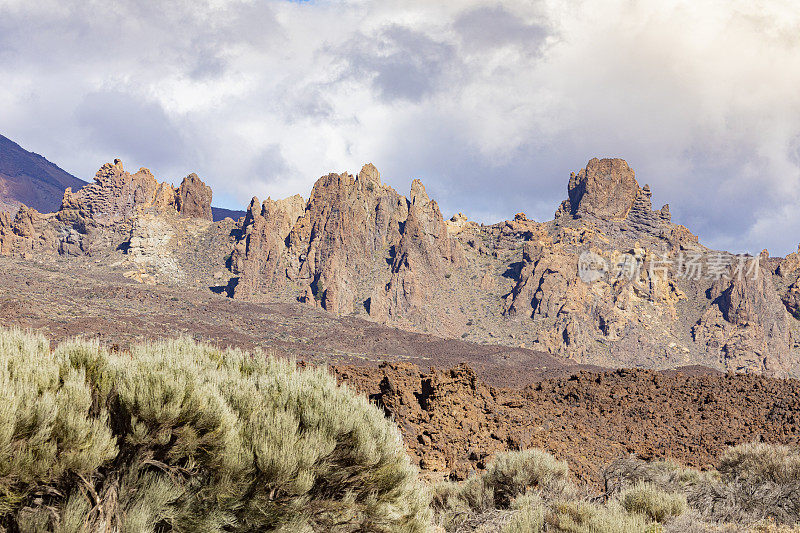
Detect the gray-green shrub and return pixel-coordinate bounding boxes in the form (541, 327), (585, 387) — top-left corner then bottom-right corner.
(718, 442), (800, 483)
(605, 444), (800, 527)
(502, 492), (545, 533)
(0, 328), (431, 532)
(432, 449), (571, 531)
(618, 482), (686, 522)
(545, 500), (655, 532)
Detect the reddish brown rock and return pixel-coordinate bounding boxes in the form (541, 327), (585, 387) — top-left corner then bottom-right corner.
(379, 179), (462, 326)
(177, 173), (213, 220)
(337, 363), (800, 488)
(0, 206), (59, 256)
(556, 158), (640, 221)
(70, 160), (161, 225)
(61, 159), (213, 226)
(230, 194), (305, 298)
(693, 255), (793, 374)
(230, 163), (462, 330)
(1, 159), (218, 259)
(287, 164), (408, 314)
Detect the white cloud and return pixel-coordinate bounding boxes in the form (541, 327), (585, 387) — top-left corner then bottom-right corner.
(1, 0), (799, 254)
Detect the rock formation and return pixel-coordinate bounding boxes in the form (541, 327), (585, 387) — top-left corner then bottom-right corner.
(692, 253), (791, 374)
(3, 152), (800, 377)
(0, 159), (215, 258)
(230, 164), (461, 330)
(66, 159), (212, 225)
(556, 157), (640, 220)
(177, 173), (213, 220)
(224, 157), (800, 375)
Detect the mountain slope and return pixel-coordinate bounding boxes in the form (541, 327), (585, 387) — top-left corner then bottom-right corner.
(0, 134), (86, 213)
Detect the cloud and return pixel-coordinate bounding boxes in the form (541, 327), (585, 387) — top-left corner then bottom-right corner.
(1, 0), (799, 254)
(75, 90), (190, 172)
(337, 24), (461, 103)
(453, 4), (550, 53)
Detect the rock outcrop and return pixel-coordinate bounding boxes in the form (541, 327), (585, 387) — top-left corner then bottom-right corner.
(0, 159), (214, 258)
(4, 152), (800, 377)
(67, 159), (212, 225)
(224, 157), (800, 375)
(556, 158), (674, 239)
(230, 194), (305, 297)
(177, 173), (213, 220)
(692, 254), (791, 374)
(556, 158), (640, 220)
(0, 206), (58, 256)
(230, 164), (462, 332)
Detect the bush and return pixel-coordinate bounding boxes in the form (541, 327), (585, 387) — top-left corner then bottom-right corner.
(433, 449), (577, 532)
(482, 449), (570, 508)
(545, 500), (655, 533)
(605, 445), (800, 527)
(434, 449), (569, 511)
(618, 482), (686, 522)
(502, 492), (544, 533)
(432, 449), (569, 531)
(0, 328), (431, 532)
(718, 442), (800, 484)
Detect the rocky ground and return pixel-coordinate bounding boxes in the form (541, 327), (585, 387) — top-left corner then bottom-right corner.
(0, 256), (590, 387)
(338, 362), (800, 489)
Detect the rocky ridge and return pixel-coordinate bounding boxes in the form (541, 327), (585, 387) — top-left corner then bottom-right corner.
(229, 164), (464, 332)
(4, 153), (800, 377)
(227, 157), (800, 377)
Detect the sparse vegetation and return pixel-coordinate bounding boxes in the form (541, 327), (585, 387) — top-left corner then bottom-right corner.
(544, 500), (655, 532)
(5, 328), (800, 532)
(0, 328), (431, 532)
(605, 443), (800, 528)
(434, 442), (800, 532)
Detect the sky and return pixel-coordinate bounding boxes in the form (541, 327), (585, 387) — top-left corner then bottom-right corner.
(1, 0), (799, 255)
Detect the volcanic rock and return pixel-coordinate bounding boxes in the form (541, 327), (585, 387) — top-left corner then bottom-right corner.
(556, 158), (640, 220)
(177, 173), (213, 220)
(230, 164), (462, 330)
(0, 159), (216, 259)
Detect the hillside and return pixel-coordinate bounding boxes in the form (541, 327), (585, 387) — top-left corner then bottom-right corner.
(0, 134), (86, 213)
(1, 256), (798, 489)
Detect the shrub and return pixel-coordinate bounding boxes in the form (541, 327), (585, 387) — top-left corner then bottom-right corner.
(432, 449), (572, 531)
(718, 442), (800, 484)
(605, 445), (800, 527)
(480, 448), (570, 508)
(502, 492), (544, 533)
(545, 500), (656, 533)
(0, 328), (432, 532)
(432, 449), (569, 531)
(618, 482), (686, 522)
